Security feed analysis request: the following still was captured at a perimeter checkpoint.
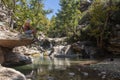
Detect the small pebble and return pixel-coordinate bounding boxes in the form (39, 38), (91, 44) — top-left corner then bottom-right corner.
(82, 72), (88, 76)
(68, 72), (75, 76)
(98, 73), (101, 76)
(101, 71), (106, 75)
(102, 75), (106, 79)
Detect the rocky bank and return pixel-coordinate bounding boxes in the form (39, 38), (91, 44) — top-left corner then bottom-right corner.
(0, 65), (26, 80)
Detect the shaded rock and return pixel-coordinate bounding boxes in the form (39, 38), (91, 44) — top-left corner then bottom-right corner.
(68, 72), (75, 77)
(72, 41), (94, 52)
(41, 39), (51, 49)
(0, 47), (4, 64)
(101, 75), (106, 79)
(82, 72), (89, 76)
(3, 53), (32, 67)
(101, 71), (106, 75)
(46, 75), (55, 80)
(72, 41), (107, 58)
(1, 47), (32, 67)
(38, 33), (67, 50)
(108, 24), (120, 54)
(0, 66), (26, 80)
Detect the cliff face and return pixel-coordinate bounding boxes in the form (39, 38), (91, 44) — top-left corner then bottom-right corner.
(108, 24), (120, 54)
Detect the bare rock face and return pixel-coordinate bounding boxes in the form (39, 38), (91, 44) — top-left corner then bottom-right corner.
(108, 24), (120, 54)
(0, 47), (4, 63)
(0, 23), (33, 66)
(0, 22), (33, 48)
(0, 66), (26, 80)
(0, 39), (33, 49)
(13, 46), (40, 56)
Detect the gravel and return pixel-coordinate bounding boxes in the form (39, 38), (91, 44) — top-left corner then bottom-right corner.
(89, 58), (120, 78)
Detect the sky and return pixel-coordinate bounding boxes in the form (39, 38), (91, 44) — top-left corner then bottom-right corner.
(44, 0), (61, 19)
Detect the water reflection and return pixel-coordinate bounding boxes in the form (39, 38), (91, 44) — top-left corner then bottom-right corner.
(14, 56), (114, 80)
(15, 56), (73, 80)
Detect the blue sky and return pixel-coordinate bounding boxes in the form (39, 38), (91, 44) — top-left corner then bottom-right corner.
(44, 0), (60, 19)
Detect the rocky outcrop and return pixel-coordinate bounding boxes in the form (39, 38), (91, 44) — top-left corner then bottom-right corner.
(0, 24), (33, 48)
(49, 45), (80, 58)
(72, 41), (107, 58)
(108, 24), (120, 54)
(1, 47), (32, 67)
(0, 45), (32, 67)
(13, 46), (40, 56)
(0, 23), (33, 66)
(0, 65), (26, 80)
(39, 36), (67, 50)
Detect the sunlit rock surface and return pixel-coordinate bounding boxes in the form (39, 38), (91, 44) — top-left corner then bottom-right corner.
(0, 66), (26, 80)
(13, 46), (40, 56)
(0, 22), (33, 66)
(0, 22), (33, 48)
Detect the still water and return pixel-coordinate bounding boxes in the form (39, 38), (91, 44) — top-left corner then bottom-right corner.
(14, 55), (113, 80)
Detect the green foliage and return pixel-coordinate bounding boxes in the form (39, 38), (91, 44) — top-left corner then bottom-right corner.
(1, 0), (51, 32)
(15, 0), (51, 30)
(1, 0), (120, 46)
(48, 0), (81, 38)
(87, 0), (119, 47)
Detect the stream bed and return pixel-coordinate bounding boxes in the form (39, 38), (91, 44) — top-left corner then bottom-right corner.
(14, 55), (119, 80)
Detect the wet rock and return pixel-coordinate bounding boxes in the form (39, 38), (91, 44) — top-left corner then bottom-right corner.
(0, 66), (26, 80)
(68, 72), (75, 77)
(101, 75), (106, 79)
(82, 72), (89, 76)
(101, 71), (106, 75)
(46, 75), (55, 80)
(1, 47), (32, 67)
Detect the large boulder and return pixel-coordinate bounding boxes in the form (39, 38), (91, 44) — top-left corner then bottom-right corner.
(1, 47), (32, 67)
(2, 53), (32, 67)
(0, 66), (26, 80)
(72, 41), (106, 58)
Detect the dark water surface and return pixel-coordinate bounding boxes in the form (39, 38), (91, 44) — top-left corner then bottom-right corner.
(14, 55), (117, 80)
